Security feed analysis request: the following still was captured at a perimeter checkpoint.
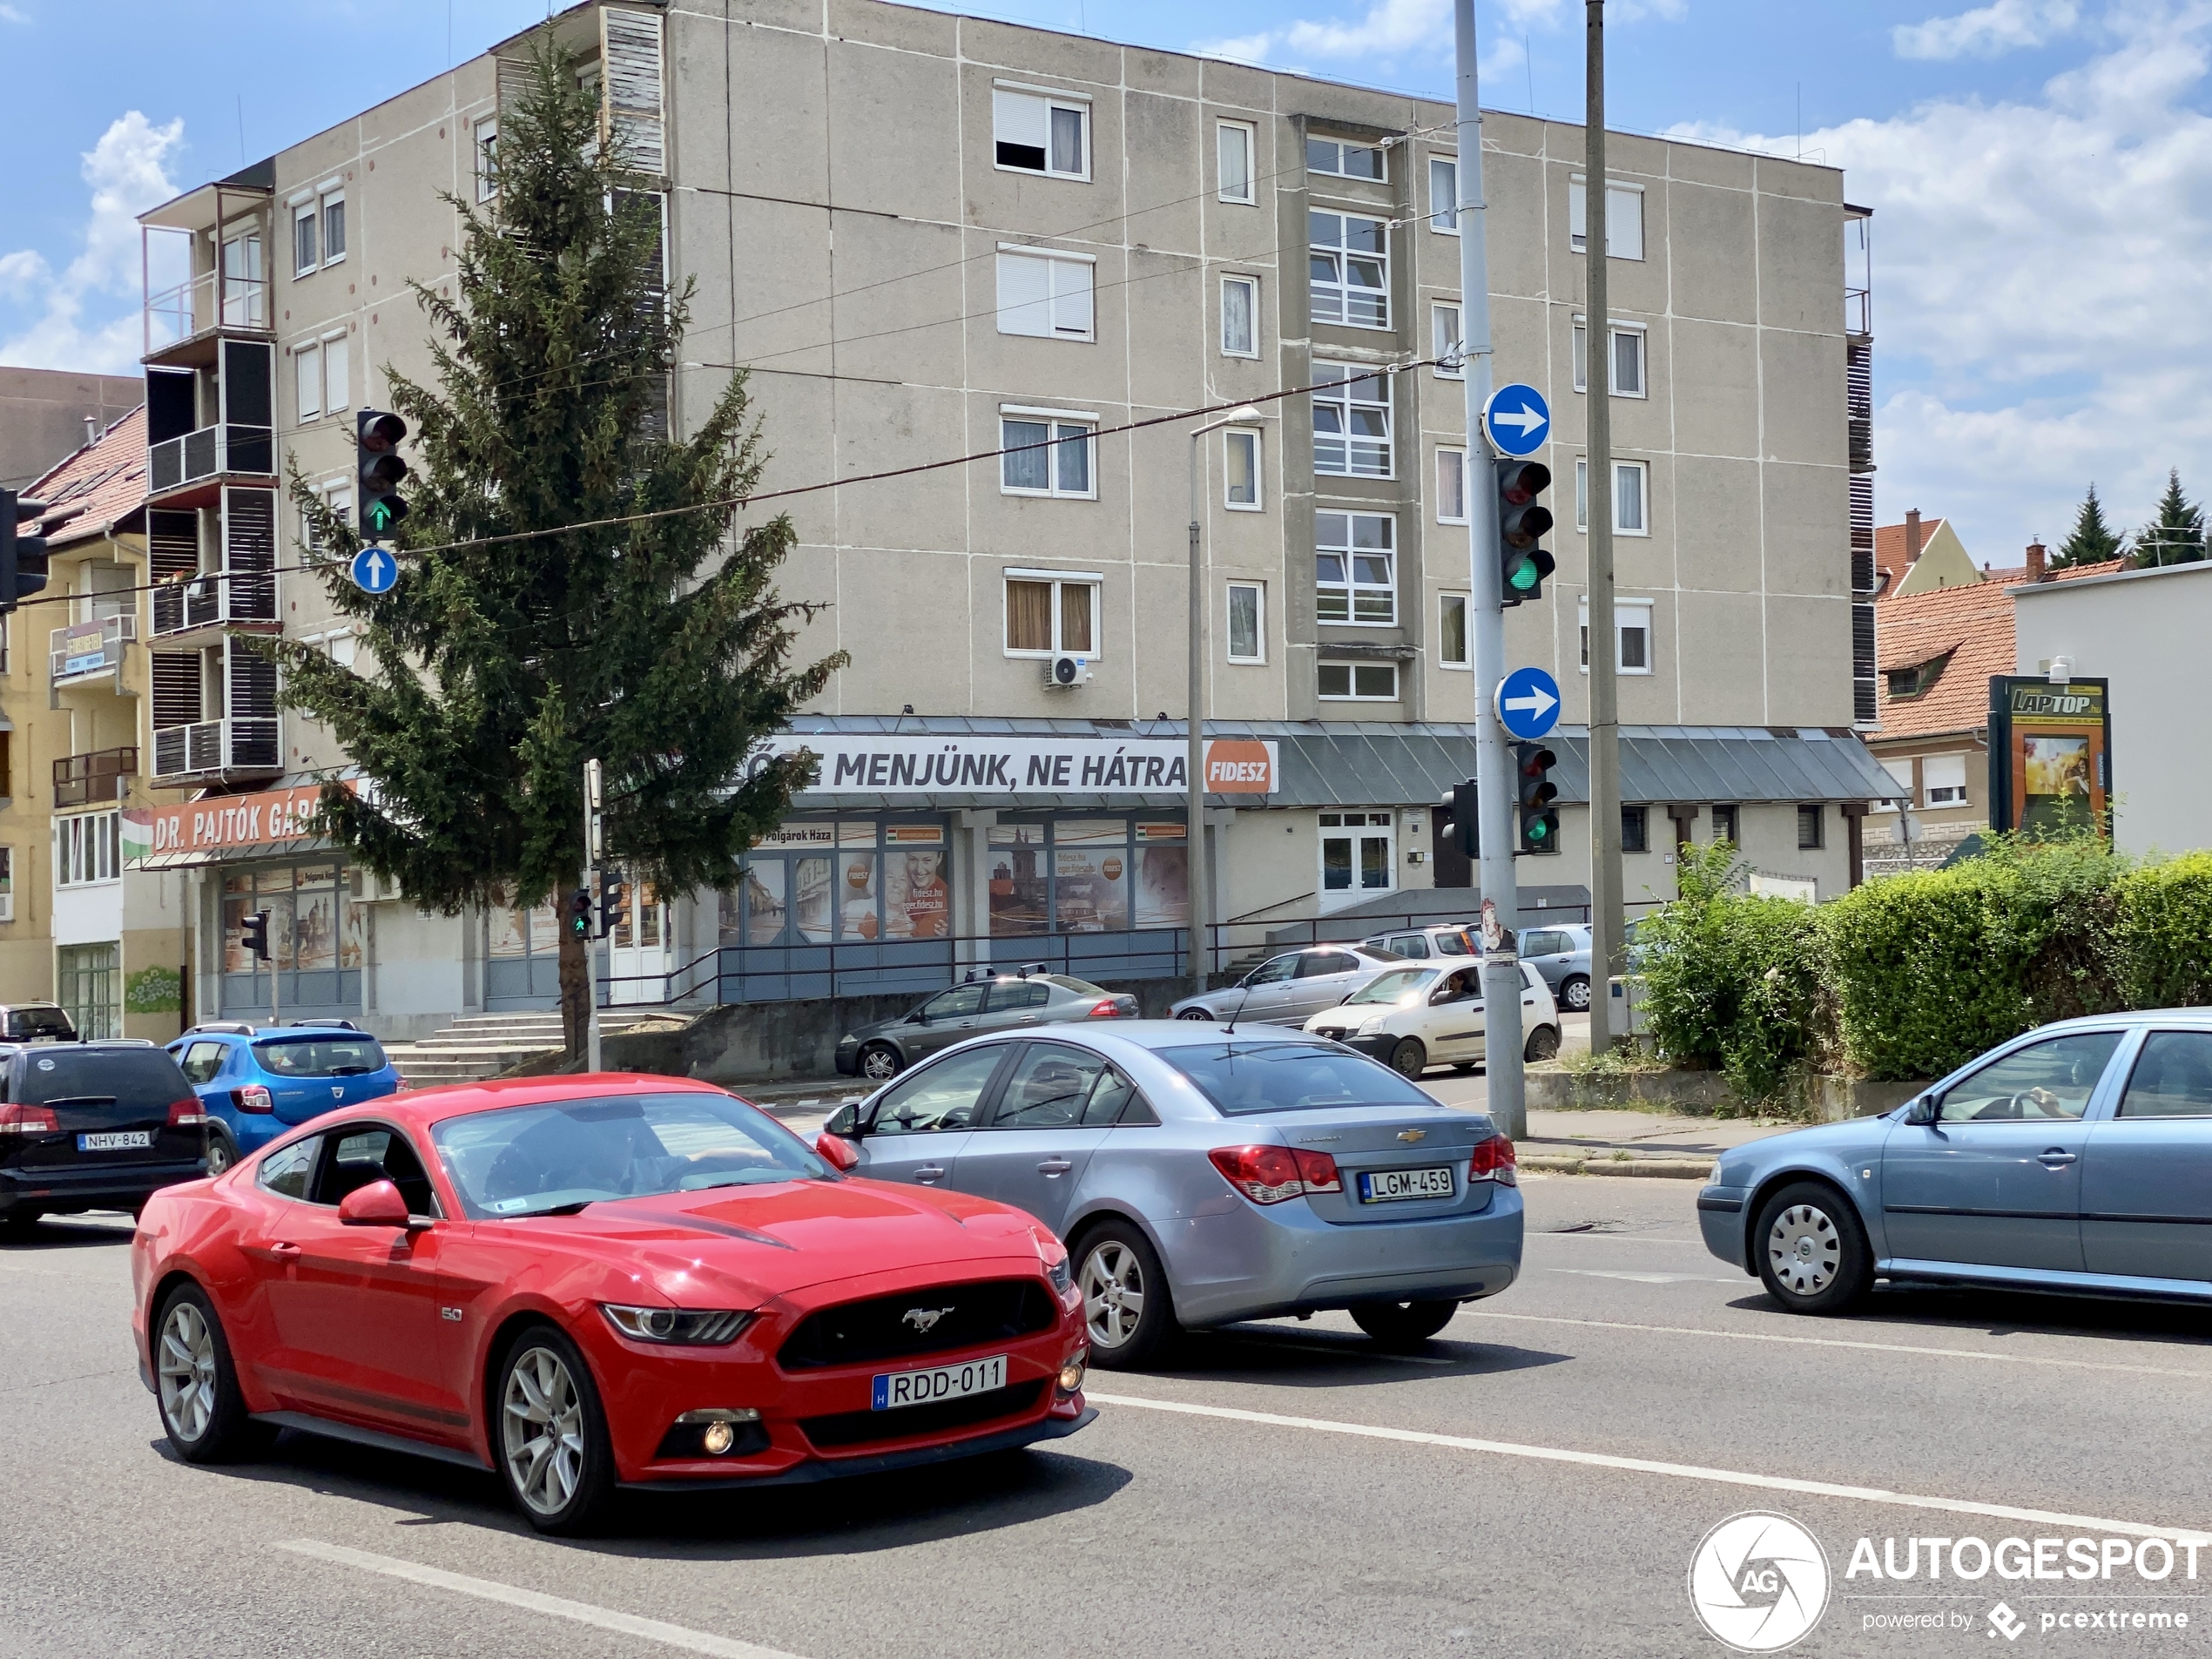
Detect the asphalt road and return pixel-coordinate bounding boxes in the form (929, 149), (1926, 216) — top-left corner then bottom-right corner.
(10, 1170), (2212, 1659)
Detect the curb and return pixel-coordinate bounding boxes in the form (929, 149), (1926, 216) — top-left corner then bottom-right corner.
(1521, 1155), (1715, 1180)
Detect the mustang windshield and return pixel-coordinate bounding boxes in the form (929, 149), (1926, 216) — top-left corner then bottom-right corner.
(1162, 1042), (1434, 1115)
(432, 1091), (830, 1218)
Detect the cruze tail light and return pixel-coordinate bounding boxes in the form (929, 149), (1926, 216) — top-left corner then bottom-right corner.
(168, 1098), (209, 1129)
(1208, 1143), (1342, 1204)
(231, 1085), (273, 1114)
(0, 1103), (59, 1136)
(1469, 1134), (1518, 1187)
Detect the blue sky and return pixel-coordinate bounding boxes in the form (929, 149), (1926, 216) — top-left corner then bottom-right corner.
(1, 0), (2201, 559)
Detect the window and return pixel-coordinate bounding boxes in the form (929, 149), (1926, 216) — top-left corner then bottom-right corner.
(1218, 120), (1256, 204)
(295, 342), (321, 422)
(1935, 1030), (2121, 1123)
(1621, 806), (1649, 854)
(0, 846), (12, 921)
(258, 1136), (320, 1200)
(1568, 177), (1645, 260)
(983, 819), (1186, 937)
(1312, 362), (1392, 476)
(994, 87), (1089, 179)
(1925, 752), (1969, 806)
(1432, 302), (1463, 377)
(1797, 804), (1825, 850)
(1224, 428), (1261, 509)
(1003, 572), (1099, 656)
(1316, 512), (1395, 624)
(1439, 593), (1468, 669)
(1221, 274), (1258, 358)
(1428, 156), (1458, 232)
(2118, 1032), (2212, 1118)
(293, 203), (318, 276)
(323, 332), (348, 411)
(996, 248), (1095, 340)
(1574, 458), (1650, 536)
(1435, 448), (1467, 523)
(1318, 661), (1399, 701)
(474, 117), (499, 202)
(1711, 805), (1738, 845)
(1309, 211), (1388, 328)
(1307, 136), (1384, 179)
(322, 190), (347, 264)
(1319, 811), (1395, 896)
(293, 333), (347, 426)
(1572, 319), (1646, 396)
(1579, 599), (1654, 675)
(54, 811), (120, 887)
(1000, 413), (1095, 498)
(1227, 582), (1264, 663)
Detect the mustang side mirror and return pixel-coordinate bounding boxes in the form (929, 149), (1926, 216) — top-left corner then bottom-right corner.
(338, 1178), (414, 1228)
(814, 1131), (861, 1172)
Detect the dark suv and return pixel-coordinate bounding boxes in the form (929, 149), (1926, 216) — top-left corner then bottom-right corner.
(0, 1042), (206, 1233)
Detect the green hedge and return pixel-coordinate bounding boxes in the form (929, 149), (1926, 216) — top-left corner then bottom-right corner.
(1632, 834), (2212, 1086)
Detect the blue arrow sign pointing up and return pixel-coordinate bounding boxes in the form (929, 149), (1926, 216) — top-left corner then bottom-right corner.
(350, 546), (398, 595)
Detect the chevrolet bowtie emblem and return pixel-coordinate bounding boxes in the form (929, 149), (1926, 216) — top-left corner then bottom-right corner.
(1399, 1129), (1426, 1143)
(902, 1306), (953, 1333)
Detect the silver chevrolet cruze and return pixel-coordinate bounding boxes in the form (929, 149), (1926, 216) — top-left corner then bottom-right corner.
(819, 1021), (1523, 1367)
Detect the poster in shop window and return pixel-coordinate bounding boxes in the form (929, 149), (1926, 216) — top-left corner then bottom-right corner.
(793, 856), (834, 942)
(1987, 676), (2111, 837)
(885, 850), (950, 939)
(1053, 821), (1130, 933)
(1133, 824), (1189, 928)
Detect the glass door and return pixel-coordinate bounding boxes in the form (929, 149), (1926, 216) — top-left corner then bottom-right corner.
(607, 876), (671, 1005)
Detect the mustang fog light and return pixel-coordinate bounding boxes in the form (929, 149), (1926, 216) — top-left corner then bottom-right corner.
(703, 1421), (735, 1455)
(1056, 1352), (1088, 1396)
(671, 1407), (762, 1459)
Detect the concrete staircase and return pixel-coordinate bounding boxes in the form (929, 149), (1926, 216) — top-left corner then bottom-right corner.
(384, 1008), (685, 1087)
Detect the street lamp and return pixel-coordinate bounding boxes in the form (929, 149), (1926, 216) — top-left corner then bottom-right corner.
(1186, 404), (1264, 982)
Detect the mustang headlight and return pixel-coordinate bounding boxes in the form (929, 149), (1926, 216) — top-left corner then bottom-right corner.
(601, 1305), (753, 1345)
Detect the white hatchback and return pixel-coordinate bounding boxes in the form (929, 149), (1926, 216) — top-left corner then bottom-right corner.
(1303, 960), (1561, 1078)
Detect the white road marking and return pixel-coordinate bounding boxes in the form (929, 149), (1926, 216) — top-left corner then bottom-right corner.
(1084, 1393), (2212, 1543)
(1548, 1269), (1739, 1285)
(1458, 1308), (2212, 1382)
(278, 1541), (806, 1659)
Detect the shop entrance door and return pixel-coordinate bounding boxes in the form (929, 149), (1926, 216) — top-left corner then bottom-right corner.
(607, 876), (672, 1006)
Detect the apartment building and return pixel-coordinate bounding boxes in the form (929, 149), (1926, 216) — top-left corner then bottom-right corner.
(128, 0), (1894, 1032)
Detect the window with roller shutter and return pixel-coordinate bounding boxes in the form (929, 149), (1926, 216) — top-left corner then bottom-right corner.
(996, 249), (1094, 341)
(993, 87), (1089, 179)
(599, 8), (665, 175)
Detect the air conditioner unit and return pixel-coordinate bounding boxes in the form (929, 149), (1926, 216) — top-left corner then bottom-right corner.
(1043, 654), (1091, 689)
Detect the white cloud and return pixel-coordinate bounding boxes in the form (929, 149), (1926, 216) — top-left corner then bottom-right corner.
(1283, 0), (1448, 58)
(1195, 0), (1676, 71)
(0, 5), (29, 24)
(1671, 5), (2212, 557)
(0, 111), (184, 374)
(1893, 0), (2079, 61)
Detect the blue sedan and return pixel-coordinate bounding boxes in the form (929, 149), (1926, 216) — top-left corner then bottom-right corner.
(167, 1022), (404, 1175)
(1701, 1010), (2212, 1313)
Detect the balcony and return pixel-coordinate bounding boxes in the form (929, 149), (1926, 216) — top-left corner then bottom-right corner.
(49, 616), (136, 688)
(52, 748), (138, 810)
(151, 719), (280, 784)
(146, 422), (274, 507)
(144, 267), (272, 363)
(151, 570), (278, 642)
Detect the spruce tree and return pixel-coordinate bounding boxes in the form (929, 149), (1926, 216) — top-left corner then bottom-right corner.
(2132, 469), (2207, 567)
(2051, 482), (2123, 568)
(279, 42), (844, 1055)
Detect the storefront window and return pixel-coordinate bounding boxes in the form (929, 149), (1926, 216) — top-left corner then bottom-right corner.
(219, 861), (362, 1015)
(722, 821), (950, 947)
(989, 819), (1187, 938)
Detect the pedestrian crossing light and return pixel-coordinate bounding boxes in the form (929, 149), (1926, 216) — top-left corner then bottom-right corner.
(1514, 743), (1561, 855)
(356, 410), (409, 541)
(1495, 459), (1554, 607)
(0, 488), (51, 612)
(569, 888), (594, 942)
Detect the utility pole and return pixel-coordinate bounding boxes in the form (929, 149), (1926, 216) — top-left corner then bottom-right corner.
(584, 757), (604, 1074)
(1187, 404), (1261, 986)
(1454, 0), (1527, 1140)
(1583, 0), (1626, 1053)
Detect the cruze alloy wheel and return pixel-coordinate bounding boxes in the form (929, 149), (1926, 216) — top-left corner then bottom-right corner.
(1076, 1223), (1180, 1368)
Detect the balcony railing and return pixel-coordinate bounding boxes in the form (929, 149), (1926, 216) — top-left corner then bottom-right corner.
(147, 424), (274, 497)
(152, 718), (280, 780)
(49, 615), (136, 685)
(52, 747), (138, 810)
(151, 570), (278, 637)
(145, 268), (271, 354)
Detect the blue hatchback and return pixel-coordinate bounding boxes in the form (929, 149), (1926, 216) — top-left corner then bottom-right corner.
(167, 1022), (403, 1174)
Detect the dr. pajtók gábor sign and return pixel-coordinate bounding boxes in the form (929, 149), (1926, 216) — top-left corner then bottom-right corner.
(749, 735), (1278, 797)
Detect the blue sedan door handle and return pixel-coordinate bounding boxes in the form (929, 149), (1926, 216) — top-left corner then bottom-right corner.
(2039, 1148), (2078, 1168)
(914, 1164), (948, 1184)
(1037, 1158), (1074, 1177)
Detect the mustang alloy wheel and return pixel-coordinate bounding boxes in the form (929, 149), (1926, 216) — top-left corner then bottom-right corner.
(1753, 1182), (1871, 1316)
(496, 1328), (613, 1533)
(158, 1298), (219, 1447)
(1076, 1223), (1179, 1369)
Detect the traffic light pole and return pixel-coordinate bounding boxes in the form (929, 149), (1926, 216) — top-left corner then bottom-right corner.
(1453, 0), (1527, 1141)
(1583, 0), (1626, 1053)
(584, 758), (604, 1074)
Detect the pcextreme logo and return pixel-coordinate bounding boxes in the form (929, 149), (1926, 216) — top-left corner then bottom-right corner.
(1689, 1512), (1831, 1652)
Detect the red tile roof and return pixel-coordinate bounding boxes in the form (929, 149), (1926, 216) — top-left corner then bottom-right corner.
(24, 407), (146, 550)
(1874, 516), (1947, 592)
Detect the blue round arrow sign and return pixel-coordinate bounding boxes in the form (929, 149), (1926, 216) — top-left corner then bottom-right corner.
(1496, 664), (1562, 740)
(349, 545), (399, 595)
(1484, 382), (1551, 457)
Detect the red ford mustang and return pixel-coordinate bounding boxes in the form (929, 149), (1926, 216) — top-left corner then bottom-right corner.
(131, 1074), (1093, 1532)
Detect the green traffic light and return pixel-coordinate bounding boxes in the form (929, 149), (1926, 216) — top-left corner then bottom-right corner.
(366, 502), (395, 532)
(1506, 556), (1541, 593)
(1527, 817), (1549, 842)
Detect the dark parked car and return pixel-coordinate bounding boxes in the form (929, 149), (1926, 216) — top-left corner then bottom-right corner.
(836, 973), (1139, 1082)
(0, 1002), (79, 1043)
(0, 1041), (206, 1232)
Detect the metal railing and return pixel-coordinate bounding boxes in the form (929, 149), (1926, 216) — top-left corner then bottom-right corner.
(151, 569), (278, 636)
(49, 615), (135, 684)
(145, 269), (271, 354)
(52, 747), (137, 810)
(147, 424), (274, 496)
(151, 718), (280, 779)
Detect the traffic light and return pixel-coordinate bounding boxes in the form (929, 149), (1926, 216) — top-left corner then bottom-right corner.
(0, 488), (51, 612)
(569, 888), (593, 941)
(356, 410), (409, 541)
(1451, 779), (1479, 860)
(1495, 459), (1554, 606)
(1513, 742), (1561, 854)
(239, 910), (271, 961)
(597, 869), (623, 939)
